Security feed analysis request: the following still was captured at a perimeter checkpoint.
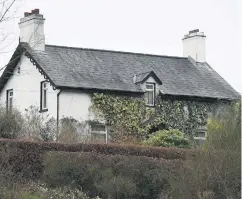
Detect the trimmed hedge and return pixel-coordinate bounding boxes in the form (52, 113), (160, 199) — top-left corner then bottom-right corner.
(0, 139), (194, 179)
(0, 138), (191, 160)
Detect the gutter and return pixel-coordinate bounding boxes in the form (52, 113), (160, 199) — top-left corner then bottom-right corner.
(57, 89), (63, 140)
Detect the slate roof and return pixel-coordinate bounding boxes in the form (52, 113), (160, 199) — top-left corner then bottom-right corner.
(0, 43), (240, 100)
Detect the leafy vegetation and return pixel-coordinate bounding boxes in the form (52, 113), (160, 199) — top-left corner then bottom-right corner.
(43, 151), (171, 199)
(91, 93), (213, 142)
(90, 93), (152, 142)
(144, 129), (191, 148)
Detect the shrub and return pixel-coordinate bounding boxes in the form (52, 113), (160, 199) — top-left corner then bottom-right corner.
(166, 101), (241, 199)
(43, 151), (173, 199)
(144, 129), (191, 148)
(0, 107), (23, 139)
(21, 106), (57, 141)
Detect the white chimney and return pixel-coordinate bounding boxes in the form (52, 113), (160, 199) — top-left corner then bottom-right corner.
(19, 9), (45, 51)
(182, 29), (206, 62)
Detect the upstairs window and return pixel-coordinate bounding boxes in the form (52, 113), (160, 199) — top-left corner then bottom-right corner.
(40, 81), (48, 112)
(6, 89), (13, 111)
(90, 123), (107, 144)
(145, 83), (155, 106)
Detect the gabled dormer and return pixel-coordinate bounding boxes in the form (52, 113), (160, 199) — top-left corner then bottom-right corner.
(133, 71), (162, 107)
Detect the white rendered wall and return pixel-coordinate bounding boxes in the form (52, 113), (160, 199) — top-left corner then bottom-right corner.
(182, 36), (206, 62)
(59, 90), (94, 122)
(0, 55), (58, 118)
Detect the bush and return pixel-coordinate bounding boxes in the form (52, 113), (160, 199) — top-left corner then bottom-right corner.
(167, 101), (241, 199)
(0, 107), (23, 139)
(43, 151), (174, 199)
(144, 129), (191, 148)
(21, 106), (57, 141)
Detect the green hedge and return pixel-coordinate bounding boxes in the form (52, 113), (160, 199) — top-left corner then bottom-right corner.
(0, 138), (195, 179)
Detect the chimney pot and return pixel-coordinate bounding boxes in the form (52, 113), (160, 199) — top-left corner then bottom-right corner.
(24, 12), (30, 17)
(189, 29), (199, 34)
(34, 9), (40, 14)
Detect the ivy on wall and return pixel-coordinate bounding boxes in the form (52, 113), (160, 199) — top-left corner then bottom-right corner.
(90, 93), (152, 142)
(153, 96), (210, 138)
(90, 93), (215, 141)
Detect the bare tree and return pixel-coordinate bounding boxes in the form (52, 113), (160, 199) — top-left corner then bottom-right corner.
(0, 0), (22, 53)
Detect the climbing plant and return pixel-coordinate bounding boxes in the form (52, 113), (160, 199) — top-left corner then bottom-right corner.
(90, 93), (153, 142)
(90, 93), (216, 142)
(153, 96), (210, 138)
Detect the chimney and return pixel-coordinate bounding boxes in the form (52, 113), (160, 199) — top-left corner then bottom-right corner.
(19, 9), (45, 51)
(182, 29), (206, 62)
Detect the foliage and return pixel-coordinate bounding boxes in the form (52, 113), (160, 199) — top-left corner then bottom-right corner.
(43, 151), (171, 199)
(0, 139), (190, 181)
(0, 107), (23, 139)
(90, 93), (212, 142)
(144, 129), (191, 148)
(0, 182), (101, 199)
(90, 93), (152, 141)
(204, 100), (241, 150)
(22, 106), (57, 141)
(167, 101), (241, 199)
(153, 97), (210, 138)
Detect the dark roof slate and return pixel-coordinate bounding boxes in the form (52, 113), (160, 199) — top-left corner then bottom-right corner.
(1, 43), (240, 100)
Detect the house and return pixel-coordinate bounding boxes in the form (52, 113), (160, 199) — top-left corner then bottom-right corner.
(0, 9), (240, 142)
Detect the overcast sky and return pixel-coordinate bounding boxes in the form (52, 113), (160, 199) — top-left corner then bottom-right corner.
(1, 0), (241, 93)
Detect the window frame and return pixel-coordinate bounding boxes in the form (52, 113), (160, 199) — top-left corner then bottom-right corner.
(194, 130), (207, 140)
(40, 81), (48, 112)
(6, 89), (13, 112)
(90, 123), (107, 144)
(145, 82), (155, 107)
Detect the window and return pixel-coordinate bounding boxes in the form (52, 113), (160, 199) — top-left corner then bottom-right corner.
(145, 83), (155, 106)
(90, 123), (107, 143)
(40, 81), (48, 111)
(194, 130), (207, 140)
(6, 89), (13, 111)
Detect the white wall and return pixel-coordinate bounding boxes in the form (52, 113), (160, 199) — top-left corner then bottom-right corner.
(0, 55), (58, 118)
(0, 55), (99, 123)
(59, 90), (93, 122)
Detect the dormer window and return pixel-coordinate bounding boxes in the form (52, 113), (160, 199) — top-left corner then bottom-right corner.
(145, 83), (155, 106)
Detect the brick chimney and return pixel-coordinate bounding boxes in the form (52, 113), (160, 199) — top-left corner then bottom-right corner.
(182, 29), (206, 62)
(19, 9), (45, 51)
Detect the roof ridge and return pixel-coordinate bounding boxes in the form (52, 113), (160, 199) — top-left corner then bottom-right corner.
(45, 44), (188, 59)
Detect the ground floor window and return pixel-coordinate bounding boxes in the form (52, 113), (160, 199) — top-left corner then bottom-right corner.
(90, 123), (107, 143)
(194, 128), (207, 146)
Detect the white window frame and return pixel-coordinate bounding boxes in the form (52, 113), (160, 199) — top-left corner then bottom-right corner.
(41, 81), (48, 111)
(6, 89), (13, 111)
(194, 130), (207, 140)
(90, 123), (107, 144)
(145, 83), (155, 106)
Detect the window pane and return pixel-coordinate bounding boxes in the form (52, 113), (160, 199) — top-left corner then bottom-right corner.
(196, 131), (206, 138)
(43, 90), (47, 108)
(146, 84), (154, 90)
(9, 98), (12, 110)
(91, 124), (106, 132)
(147, 90), (154, 105)
(91, 133), (106, 143)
